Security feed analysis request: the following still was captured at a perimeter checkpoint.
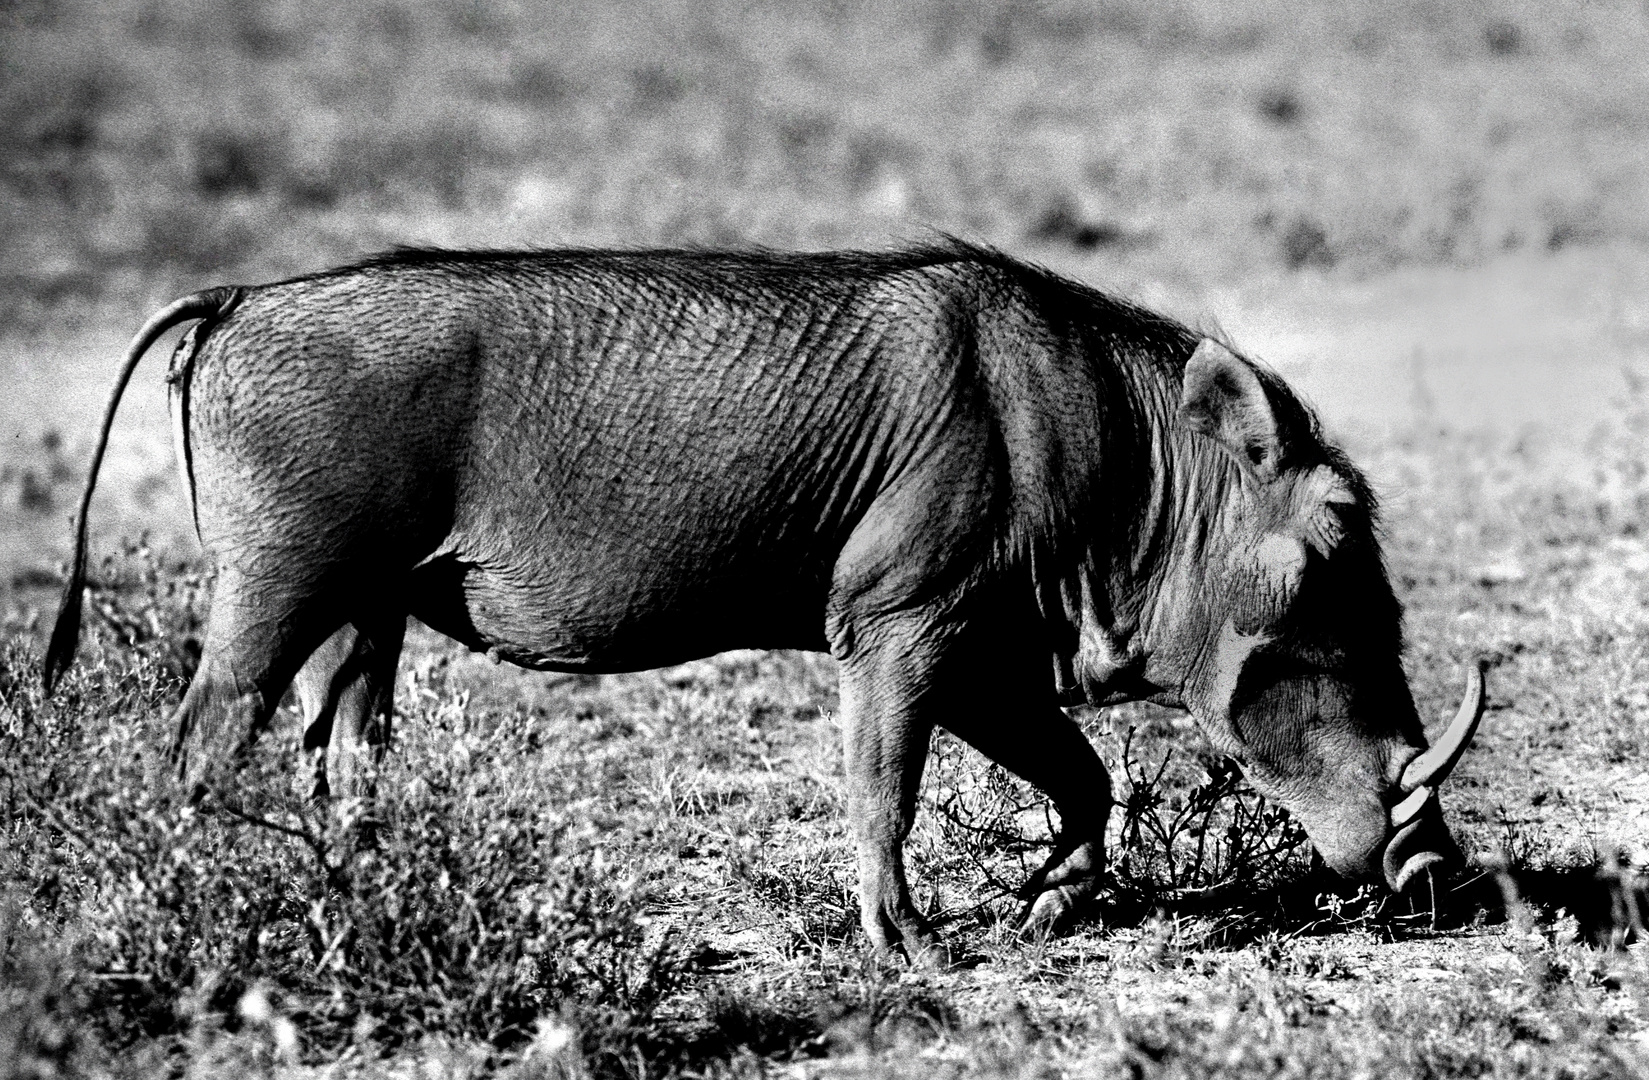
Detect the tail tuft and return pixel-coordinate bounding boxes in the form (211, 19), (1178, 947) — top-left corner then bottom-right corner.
(41, 562), (85, 696)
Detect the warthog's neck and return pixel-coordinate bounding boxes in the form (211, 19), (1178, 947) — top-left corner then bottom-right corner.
(1026, 336), (1243, 709)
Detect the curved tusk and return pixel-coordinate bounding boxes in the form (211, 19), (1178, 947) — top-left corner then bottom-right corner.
(1383, 822), (1447, 893)
(1400, 663), (1486, 792)
(1389, 785), (1433, 829)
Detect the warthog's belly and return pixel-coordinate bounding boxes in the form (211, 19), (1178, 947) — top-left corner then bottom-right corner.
(404, 547), (833, 673)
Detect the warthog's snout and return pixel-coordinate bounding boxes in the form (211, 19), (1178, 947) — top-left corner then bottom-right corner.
(1293, 665), (1485, 892)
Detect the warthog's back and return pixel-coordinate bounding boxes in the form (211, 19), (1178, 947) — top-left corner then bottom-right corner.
(184, 248), (1016, 670)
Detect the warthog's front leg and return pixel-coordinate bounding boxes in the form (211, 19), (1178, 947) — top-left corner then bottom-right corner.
(835, 610), (1114, 962)
(945, 704), (1112, 938)
(835, 621), (951, 967)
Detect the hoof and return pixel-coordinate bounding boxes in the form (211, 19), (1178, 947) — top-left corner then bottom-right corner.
(175, 753), (210, 805)
(870, 930), (955, 970)
(908, 938), (956, 971)
(1017, 885), (1082, 942)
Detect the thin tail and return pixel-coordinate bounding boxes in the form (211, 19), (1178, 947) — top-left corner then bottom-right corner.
(42, 287), (243, 696)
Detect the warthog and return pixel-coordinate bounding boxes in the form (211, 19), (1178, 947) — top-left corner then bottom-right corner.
(45, 242), (1483, 963)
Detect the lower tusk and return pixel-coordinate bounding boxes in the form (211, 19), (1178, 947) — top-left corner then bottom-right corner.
(1381, 817), (1450, 891)
(1390, 785), (1432, 829)
(1388, 847), (1447, 893)
(1400, 663), (1486, 792)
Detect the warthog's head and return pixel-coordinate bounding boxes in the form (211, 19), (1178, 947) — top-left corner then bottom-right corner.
(1117, 340), (1482, 893)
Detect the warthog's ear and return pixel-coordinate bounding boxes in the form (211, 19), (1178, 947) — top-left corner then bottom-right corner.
(1178, 340), (1282, 478)
(1296, 464), (1359, 558)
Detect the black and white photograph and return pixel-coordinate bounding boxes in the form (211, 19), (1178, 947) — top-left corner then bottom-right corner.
(2, 1), (1647, 1076)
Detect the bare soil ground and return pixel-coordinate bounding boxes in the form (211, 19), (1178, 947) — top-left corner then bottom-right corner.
(5, 2), (1649, 1077)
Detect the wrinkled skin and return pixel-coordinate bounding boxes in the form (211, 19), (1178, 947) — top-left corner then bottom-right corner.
(44, 244), (1476, 965)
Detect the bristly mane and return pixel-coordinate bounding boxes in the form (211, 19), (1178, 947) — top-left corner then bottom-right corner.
(292, 236), (1019, 286)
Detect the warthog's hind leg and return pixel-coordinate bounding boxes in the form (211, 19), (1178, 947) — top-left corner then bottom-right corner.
(170, 569), (341, 801)
(295, 613), (406, 802)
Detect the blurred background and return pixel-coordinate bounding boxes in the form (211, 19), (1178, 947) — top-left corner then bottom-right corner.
(4, 0), (1649, 590)
(9, 1), (1648, 297)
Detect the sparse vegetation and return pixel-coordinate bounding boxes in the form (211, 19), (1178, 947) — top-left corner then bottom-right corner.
(0, 631), (692, 1076)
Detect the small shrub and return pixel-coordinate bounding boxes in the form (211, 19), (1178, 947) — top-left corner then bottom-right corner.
(919, 709), (1310, 927)
(291, 705), (687, 1052)
(1108, 726), (1309, 901)
(1257, 87), (1301, 125)
(1027, 196), (1130, 251)
(192, 129), (271, 197)
(1484, 20), (1523, 56)
(1, 429), (79, 517)
(1281, 217), (1335, 269)
(920, 731), (1060, 909)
